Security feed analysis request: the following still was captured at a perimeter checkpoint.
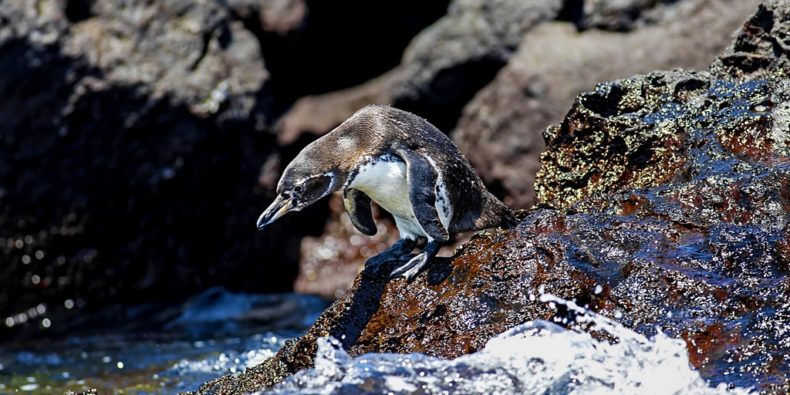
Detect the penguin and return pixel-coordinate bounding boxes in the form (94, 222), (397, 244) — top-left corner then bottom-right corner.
(257, 105), (516, 280)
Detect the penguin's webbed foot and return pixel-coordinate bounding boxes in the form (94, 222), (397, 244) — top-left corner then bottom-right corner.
(390, 253), (429, 280)
(365, 238), (416, 273)
(390, 241), (442, 281)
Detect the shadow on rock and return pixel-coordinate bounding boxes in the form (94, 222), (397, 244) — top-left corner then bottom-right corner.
(328, 265), (391, 349)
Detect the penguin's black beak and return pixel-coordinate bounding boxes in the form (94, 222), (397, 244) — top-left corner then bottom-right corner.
(256, 195), (294, 230)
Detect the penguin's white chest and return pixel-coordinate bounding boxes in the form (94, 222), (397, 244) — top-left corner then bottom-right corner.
(349, 158), (414, 220)
(347, 156), (452, 239)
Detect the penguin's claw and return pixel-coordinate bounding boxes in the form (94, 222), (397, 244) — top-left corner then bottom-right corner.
(390, 252), (429, 281)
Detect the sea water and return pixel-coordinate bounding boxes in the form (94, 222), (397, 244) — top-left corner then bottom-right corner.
(0, 292), (753, 394)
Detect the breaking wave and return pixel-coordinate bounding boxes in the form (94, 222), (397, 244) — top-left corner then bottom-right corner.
(267, 295), (751, 395)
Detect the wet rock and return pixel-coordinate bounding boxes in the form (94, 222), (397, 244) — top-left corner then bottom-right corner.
(535, 1), (787, 209)
(0, 0), (291, 337)
(454, 0), (761, 209)
(193, 1), (790, 393)
(288, 0), (758, 296)
(0, 0), (454, 339)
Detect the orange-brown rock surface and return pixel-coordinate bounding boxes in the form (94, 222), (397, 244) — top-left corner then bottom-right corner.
(194, 1), (790, 394)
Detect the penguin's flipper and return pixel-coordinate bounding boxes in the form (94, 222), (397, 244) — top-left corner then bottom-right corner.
(343, 189), (377, 236)
(393, 147), (450, 242)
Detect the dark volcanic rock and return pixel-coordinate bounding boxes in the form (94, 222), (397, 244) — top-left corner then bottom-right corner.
(454, 0), (761, 209)
(193, 1), (790, 393)
(389, 0), (563, 131)
(0, 0), (295, 336)
(0, 0), (453, 338)
(236, 0), (450, 109)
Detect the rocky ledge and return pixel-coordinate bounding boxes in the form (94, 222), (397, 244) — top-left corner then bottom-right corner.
(194, 1), (790, 394)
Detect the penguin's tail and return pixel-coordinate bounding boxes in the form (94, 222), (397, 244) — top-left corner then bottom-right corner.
(481, 194), (518, 230)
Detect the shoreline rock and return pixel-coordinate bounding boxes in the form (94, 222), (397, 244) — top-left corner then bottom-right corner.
(454, 0), (762, 209)
(193, 1), (790, 393)
(0, 0), (446, 339)
(294, 0), (761, 298)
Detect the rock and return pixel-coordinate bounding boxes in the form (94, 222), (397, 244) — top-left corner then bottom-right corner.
(711, 0), (790, 80)
(287, 0), (759, 298)
(250, 0), (451, 107)
(535, 0), (785, 209)
(276, 0), (563, 145)
(454, 0), (762, 209)
(193, 1), (790, 393)
(576, 0), (681, 31)
(0, 0), (458, 339)
(390, 0), (563, 131)
(0, 0), (297, 337)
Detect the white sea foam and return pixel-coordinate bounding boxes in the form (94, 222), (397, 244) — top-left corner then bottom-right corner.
(266, 295), (753, 395)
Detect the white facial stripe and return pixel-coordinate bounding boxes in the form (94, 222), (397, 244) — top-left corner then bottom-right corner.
(323, 172), (337, 193)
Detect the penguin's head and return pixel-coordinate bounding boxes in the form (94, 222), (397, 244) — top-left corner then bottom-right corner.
(256, 164), (341, 231)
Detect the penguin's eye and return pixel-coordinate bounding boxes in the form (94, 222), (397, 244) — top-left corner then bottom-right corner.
(294, 184), (305, 194)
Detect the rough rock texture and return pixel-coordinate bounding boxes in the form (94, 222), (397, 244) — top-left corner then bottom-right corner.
(295, 0), (760, 297)
(0, 0), (447, 337)
(454, 0), (761, 209)
(193, 1), (790, 393)
(0, 0), (292, 329)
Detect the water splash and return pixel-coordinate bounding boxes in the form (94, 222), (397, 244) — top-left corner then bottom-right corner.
(268, 295), (753, 395)
(0, 289), (328, 393)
